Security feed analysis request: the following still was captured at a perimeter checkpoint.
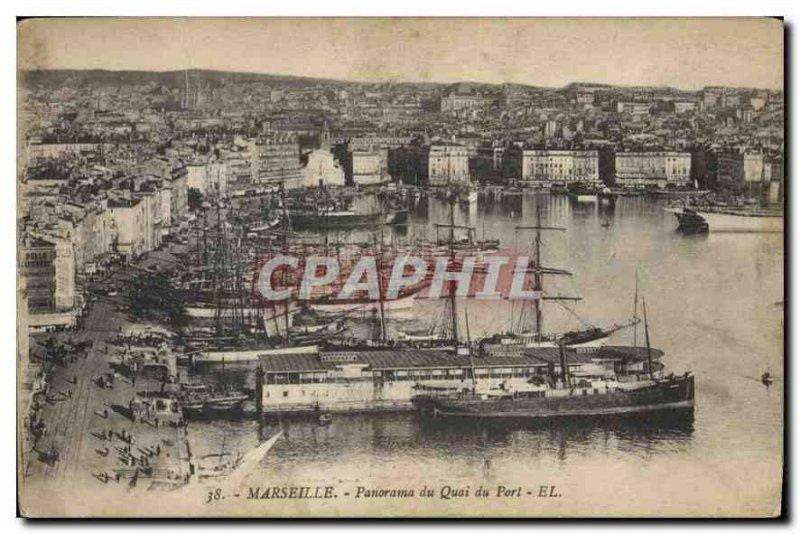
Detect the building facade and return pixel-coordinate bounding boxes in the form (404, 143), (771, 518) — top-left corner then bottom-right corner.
(616, 102), (652, 115)
(301, 149), (346, 188)
(615, 152), (692, 187)
(20, 236), (75, 317)
(256, 139), (303, 190)
(20, 238), (57, 314)
(350, 150), (384, 186)
(504, 148), (600, 185)
(440, 94), (490, 113)
(427, 144), (470, 186)
(717, 151), (768, 186)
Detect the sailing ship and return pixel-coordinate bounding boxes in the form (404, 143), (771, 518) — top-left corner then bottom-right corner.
(195, 430), (283, 484)
(407, 192), (695, 421)
(479, 201), (638, 353)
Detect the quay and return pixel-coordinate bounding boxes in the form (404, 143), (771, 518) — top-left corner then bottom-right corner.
(20, 256), (192, 494)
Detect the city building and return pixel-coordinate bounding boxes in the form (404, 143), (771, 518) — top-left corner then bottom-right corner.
(440, 94), (491, 113)
(426, 143), (471, 186)
(390, 142), (470, 186)
(348, 150), (384, 186)
(19, 235), (76, 330)
(614, 152), (692, 187)
(616, 102), (652, 115)
(205, 160), (228, 196)
(703, 86), (724, 108)
(674, 101), (697, 114)
(503, 148), (600, 185)
(185, 161), (208, 192)
(716, 151), (769, 186)
(301, 149), (346, 188)
(107, 193), (167, 256)
(575, 88), (595, 105)
(20, 238), (58, 314)
(255, 138), (303, 190)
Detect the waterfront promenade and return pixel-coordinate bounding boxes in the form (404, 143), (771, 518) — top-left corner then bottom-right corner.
(20, 255), (191, 492)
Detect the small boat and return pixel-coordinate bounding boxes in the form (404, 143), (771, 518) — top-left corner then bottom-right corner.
(664, 207), (709, 233)
(761, 372), (774, 386)
(289, 318), (345, 335)
(195, 431), (284, 485)
(205, 395), (248, 415)
(665, 206), (782, 233)
(475, 239), (501, 251)
(318, 413), (333, 425)
(566, 183), (598, 202)
(249, 217), (283, 233)
(457, 187), (479, 205)
(181, 401), (206, 417)
(385, 209), (409, 225)
(232, 431), (283, 474)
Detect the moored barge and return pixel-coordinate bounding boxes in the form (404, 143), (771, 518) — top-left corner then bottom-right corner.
(254, 345), (689, 415)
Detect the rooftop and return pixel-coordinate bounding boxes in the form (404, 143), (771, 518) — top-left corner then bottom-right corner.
(259, 346), (661, 373)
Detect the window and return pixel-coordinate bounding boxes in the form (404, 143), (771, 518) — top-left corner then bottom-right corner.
(282, 391), (289, 397)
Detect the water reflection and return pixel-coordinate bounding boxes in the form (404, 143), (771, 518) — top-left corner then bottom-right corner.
(187, 191), (781, 497)
(190, 407), (694, 470)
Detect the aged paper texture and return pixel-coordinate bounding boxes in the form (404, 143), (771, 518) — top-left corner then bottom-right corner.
(17, 17), (784, 518)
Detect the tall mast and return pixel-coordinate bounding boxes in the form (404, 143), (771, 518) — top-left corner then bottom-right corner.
(559, 342), (571, 388)
(195, 215), (201, 267)
(633, 269), (639, 349)
(448, 188), (459, 345)
(374, 231), (387, 343)
(280, 181), (291, 346)
(533, 202), (543, 342)
(515, 200), (573, 344)
(643, 296), (654, 380)
(202, 206), (208, 267)
(465, 307), (476, 392)
(213, 200), (224, 336)
(234, 230), (246, 332)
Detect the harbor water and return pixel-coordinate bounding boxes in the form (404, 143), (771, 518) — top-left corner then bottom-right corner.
(189, 193), (783, 516)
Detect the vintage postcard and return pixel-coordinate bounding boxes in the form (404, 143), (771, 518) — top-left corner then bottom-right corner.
(16, 17), (784, 518)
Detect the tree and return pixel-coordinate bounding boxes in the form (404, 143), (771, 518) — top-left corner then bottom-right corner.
(188, 187), (204, 212)
(126, 272), (187, 327)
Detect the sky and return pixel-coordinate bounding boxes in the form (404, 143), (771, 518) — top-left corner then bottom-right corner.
(18, 17), (784, 90)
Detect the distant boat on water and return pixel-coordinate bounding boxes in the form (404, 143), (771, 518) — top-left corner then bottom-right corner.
(566, 183), (598, 202)
(665, 206), (783, 233)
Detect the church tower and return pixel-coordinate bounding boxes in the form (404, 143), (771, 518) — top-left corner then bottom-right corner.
(320, 120), (331, 151)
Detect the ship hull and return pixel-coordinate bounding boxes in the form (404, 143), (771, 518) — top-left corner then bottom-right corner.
(309, 292), (416, 314)
(290, 211), (382, 229)
(186, 305), (279, 319)
(413, 375), (694, 420)
(568, 193), (598, 203)
(694, 210), (783, 233)
(666, 207), (783, 233)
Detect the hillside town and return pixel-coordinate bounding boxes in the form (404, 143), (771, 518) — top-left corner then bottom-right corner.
(17, 67), (784, 499)
(18, 70), (784, 334)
